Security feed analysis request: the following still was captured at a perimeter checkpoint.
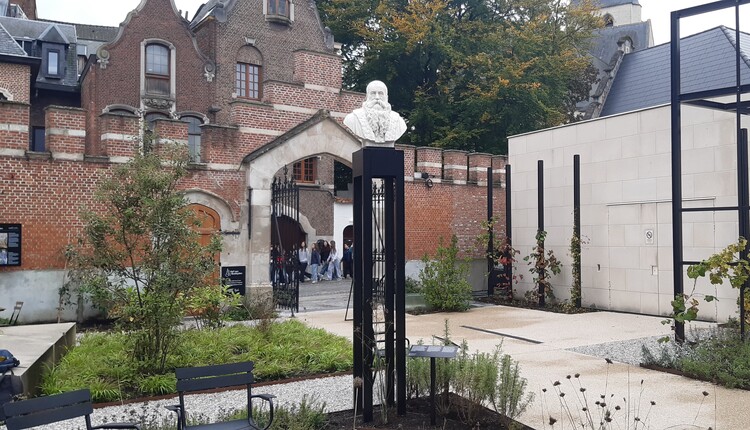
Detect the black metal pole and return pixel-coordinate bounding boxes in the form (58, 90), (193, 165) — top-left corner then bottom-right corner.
(573, 154), (583, 308)
(395, 167), (406, 415)
(736, 6), (747, 340)
(487, 166), (494, 296)
(352, 175), (363, 413)
(670, 10), (685, 342)
(430, 357), (436, 426)
(538, 160), (545, 307)
(506, 164), (512, 294)
(739, 129), (749, 339)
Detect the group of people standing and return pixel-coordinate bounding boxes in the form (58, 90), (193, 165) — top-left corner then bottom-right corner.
(271, 240), (354, 284)
(297, 240), (353, 284)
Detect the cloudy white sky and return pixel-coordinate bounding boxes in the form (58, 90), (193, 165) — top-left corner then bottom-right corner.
(34, 0), (748, 46)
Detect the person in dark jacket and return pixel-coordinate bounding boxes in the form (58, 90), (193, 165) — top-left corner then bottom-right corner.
(310, 243), (321, 284)
(342, 243), (353, 279)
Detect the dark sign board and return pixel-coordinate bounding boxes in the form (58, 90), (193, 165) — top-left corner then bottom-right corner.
(222, 266), (246, 296)
(0, 224), (21, 267)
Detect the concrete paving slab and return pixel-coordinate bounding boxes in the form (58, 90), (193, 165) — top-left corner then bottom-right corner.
(297, 304), (747, 429)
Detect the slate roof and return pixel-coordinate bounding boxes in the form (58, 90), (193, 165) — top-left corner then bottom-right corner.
(589, 21), (652, 70)
(572, 0), (640, 7)
(601, 26), (750, 117)
(0, 21), (25, 56)
(191, 0), (233, 27)
(40, 20), (118, 42)
(0, 16), (75, 42)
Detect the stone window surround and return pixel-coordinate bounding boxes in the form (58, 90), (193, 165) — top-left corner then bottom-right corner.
(263, 0), (294, 23)
(0, 88), (13, 101)
(140, 38), (176, 101)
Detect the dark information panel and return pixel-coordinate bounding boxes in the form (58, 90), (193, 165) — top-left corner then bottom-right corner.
(222, 266), (246, 295)
(0, 224), (21, 266)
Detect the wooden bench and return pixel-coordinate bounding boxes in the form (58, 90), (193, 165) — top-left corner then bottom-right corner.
(2, 389), (141, 430)
(167, 362), (275, 430)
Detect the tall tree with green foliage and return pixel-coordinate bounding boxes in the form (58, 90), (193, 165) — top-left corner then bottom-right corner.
(67, 142), (221, 373)
(319, 0), (602, 153)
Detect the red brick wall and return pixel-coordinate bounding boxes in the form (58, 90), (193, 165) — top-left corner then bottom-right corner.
(293, 50), (342, 89)
(0, 158), (111, 270)
(0, 63), (31, 103)
(0, 102), (30, 151)
(82, 0), (213, 155)
(100, 112), (140, 159)
(468, 153), (492, 183)
(45, 106), (86, 155)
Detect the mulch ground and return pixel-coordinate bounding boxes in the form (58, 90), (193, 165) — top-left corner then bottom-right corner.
(325, 393), (534, 429)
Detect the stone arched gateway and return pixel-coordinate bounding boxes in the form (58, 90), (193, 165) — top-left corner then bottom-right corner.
(242, 110), (362, 288)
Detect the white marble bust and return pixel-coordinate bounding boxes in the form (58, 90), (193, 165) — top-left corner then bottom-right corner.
(344, 80), (407, 147)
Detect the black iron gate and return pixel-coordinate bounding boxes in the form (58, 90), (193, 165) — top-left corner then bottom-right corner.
(271, 170), (300, 314)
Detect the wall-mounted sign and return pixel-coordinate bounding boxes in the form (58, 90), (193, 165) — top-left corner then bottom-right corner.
(645, 229), (655, 245)
(0, 224), (21, 266)
(222, 266), (246, 296)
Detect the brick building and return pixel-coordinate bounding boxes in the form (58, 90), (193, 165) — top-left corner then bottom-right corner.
(0, 0), (506, 323)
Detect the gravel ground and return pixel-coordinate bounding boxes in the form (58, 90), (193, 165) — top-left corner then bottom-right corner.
(4, 375), (355, 430)
(566, 327), (717, 366)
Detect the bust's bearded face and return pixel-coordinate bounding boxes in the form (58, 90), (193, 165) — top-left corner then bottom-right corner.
(364, 86), (391, 112)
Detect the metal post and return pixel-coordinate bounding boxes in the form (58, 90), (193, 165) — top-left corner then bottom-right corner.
(736, 5), (747, 340)
(574, 155), (582, 308)
(739, 129), (749, 339)
(352, 175), (363, 412)
(430, 357), (436, 426)
(538, 160), (545, 307)
(505, 164), (512, 293)
(396, 171), (406, 416)
(362, 175), (374, 423)
(670, 10), (685, 342)
(487, 167), (494, 296)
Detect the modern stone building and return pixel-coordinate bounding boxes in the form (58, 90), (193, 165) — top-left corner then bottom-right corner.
(509, 25), (750, 322)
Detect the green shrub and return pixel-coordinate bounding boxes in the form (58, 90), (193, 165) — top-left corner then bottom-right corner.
(184, 284), (242, 329)
(420, 236), (472, 312)
(405, 277), (422, 294)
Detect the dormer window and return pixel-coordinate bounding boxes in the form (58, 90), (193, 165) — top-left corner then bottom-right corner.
(145, 43), (170, 96)
(47, 51), (59, 75)
(42, 45), (64, 78)
(265, 0), (293, 23)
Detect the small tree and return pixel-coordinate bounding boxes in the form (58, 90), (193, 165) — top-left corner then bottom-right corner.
(420, 236), (473, 312)
(523, 230), (562, 305)
(477, 216), (521, 302)
(68, 141), (221, 372)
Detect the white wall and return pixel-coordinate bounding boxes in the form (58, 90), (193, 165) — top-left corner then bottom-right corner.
(333, 201), (353, 248)
(508, 104), (749, 322)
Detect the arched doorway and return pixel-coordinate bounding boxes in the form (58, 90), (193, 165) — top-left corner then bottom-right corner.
(242, 111), (362, 287)
(187, 204), (221, 277)
(343, 225), (353, 246)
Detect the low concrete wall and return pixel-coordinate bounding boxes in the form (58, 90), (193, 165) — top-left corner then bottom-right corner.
(0, 323), (76, 396)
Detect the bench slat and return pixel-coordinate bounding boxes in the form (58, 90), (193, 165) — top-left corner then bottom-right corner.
(177, 373), (254, 392)
(3, 389), (91, 417)
(176, 362), (254, 380)
(4, 402), (92, 430)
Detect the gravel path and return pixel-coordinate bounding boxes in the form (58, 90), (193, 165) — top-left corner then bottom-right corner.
(4, 375), (355, 430)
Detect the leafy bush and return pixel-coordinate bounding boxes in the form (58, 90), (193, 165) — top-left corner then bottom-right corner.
(420, 236), (472, 312)
(405, 277), (422, 294)
(42, 320), (352, 401)
(184, 284), (242, 329)
(407, 322), (533, 425)
(643, 328), (750, 389)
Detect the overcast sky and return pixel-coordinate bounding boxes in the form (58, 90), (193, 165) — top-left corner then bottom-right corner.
(34, 0), (748, 45)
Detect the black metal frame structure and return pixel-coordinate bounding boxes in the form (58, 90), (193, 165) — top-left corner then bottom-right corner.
(573, 155), (582, 308)
(537, 160), (546, 307)
(671, 0), (750, 341)
(352, 147), (407, 422)
(270, 170), (300, 315)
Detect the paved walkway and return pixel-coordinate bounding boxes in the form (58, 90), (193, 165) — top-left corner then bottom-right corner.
(298, 305), (747, 430)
